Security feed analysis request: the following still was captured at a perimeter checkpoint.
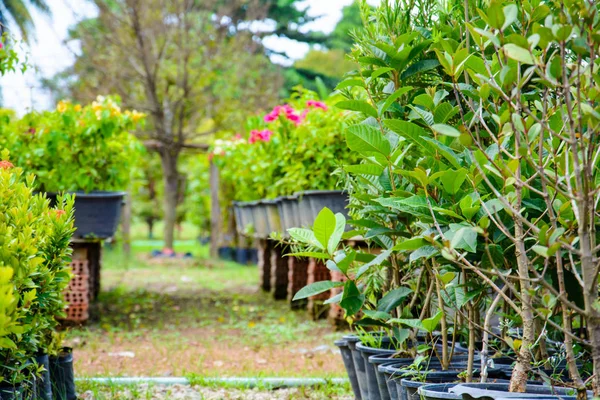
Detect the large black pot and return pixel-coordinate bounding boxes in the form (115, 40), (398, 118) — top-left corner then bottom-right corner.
(45, 191), (125, 239)
(295, 190), (349, 228)
(277, 195), (299, 236)
(262, 199), (281, 235)
(0, 385), (22, 400)
(34, 353), (52, 400)
(335, 339), (362, 400)
(233, 201), (255, 236)
(249, 201), (269, 239)
(49, 348), (77, 400)
(448, 383), (591, 400)
(357, 339), (404, 400)
(419, 383), (461, 400)
(344, 335), (370, 400)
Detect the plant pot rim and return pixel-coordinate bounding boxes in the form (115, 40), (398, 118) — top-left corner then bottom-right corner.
(45, 190), (126, 198)
(334, 339), (348, 347)
(418, 383), (461, 400)
(294, 189), (346, 197)
(260, 199), (279, 205)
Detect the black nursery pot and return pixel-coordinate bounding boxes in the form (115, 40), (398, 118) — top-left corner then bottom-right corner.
(343, 335), (370, 400)
(49, 347), (77, 400)
(34, 353), (52, 400)
(45, 191), (125, 239)
(418, 383), (462, 400)
(356, 339), (402, 400)
(0, 385), (22, 400)
(448, 382), (592, 400)
(335, 339), (362, 400)
(295, 190), (349, 228)
(235, 248), (249, 265)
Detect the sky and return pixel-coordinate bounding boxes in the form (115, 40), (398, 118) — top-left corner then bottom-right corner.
(1, 0), (370, 115)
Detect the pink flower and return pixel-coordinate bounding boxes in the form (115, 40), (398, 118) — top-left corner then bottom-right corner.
(0, 160), (13, 169)
(248, 129), (273, 144)
(234, 133), (242, 140)
(306, 100), (328, 111)
(264, 104), (303, 125)
(0, 42), (4, 50)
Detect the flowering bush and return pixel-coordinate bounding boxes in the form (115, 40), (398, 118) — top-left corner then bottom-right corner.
(0, 150), (75, 386)
(2, 96), (145, 193)
(212, 89), (357, 201)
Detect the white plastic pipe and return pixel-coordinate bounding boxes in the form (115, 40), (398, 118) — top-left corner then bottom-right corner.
(77, 377), (348, 389)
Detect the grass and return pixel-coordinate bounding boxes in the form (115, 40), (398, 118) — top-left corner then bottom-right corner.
(66, 240), (350, 386)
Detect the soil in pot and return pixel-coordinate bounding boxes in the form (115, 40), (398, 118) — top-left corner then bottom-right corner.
(34, 353), (52, 400)
(49, 348), (77, 400)
(335, 339), (362, 400)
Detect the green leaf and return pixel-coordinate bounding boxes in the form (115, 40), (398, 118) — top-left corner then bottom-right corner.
(422, 311), (443, 333)
(356, 248), (393, 278)
(441, 169), (468, 194)
(336, 100), (378, 118)
(401, 59), (440, 80)
(313, 207), (336, 251)
(384, 119), (435, 155)
(335, 250), (356, 274)
(388, 318), (425, 330)
(292, 281), (343, 301)
(532, 245), (549, 258)
(345, 164), (385, 176)
(346, 124), (391, 156)
(328, 213), (346, 255)
(288, 228), (323, 249)
(449, 226), (478, 253)
(380, 86), (414, 114)
(503, 44), (534, 65)
(393, 237), (427, 251)
(377, 287), (413, 313)
(433, 103), (458, 124)
(421, 137), (462, 169)
(431, 123), (460, 137)
(287, 251), (330, 260)
(340, 280), (365, 316)
(335, 78), (365, 90)
(502, 4), (518, 30)
(364, 310), (392, 320)
(372, 67), (394, 78)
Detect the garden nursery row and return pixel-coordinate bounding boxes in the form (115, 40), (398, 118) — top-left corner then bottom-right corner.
(212, 0), (600, 400)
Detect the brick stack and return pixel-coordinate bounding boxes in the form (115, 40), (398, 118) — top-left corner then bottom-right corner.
(257, 239), (272, 292)
(269, 245), (289, 300)
(63, 248), (90, 323)
(287, 256), (309, 309)
(328, 270), (349, 328)
(306, 258), (331, 319)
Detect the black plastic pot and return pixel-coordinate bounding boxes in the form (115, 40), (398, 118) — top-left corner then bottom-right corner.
(448, 383), (591, 400)
(419, 383), (461, 400)
(372, 356), (417, 400)
(235, 248), (249, 265)
(34, 353), (52, 400)
(49, 348), (77, 400)
(262, 199), (281, 234)
(0, 386), (22, 400)
(357, 339), (404, 400)
(396, 364), (477, 400)
(217, 246), (235, 261)
(335, 339), (362, 400)
(247, 248), (258, 264)
(249, 201), (269, 238)
(344, 335), (370, 400)
(295, 190), (349, 228)
(277, 195), (299, 236)
(45, 191), (125, 239)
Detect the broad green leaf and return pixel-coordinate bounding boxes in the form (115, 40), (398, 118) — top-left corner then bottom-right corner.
(433, 103), (458, 124)
(313, 207), (336, 251)
(393, 237), (427, 251)
(380, 86), (414, 114)
(431, 123), (460, 137)
(377, 287), (413, 312)
(335, 250), (356, 274)
(441, 169), (468, 194)
(363, 310), (392, 320)
(336, 100), (378, 118)
(346, 124), (391, 156)
(345, 164), (385, 176)
(503, 44), (534, 65)
(328, 213), (346, 255)
(288, 228), (323, 249)
(292, 281), (343, 301)
(372, 67), (394, 78)
(335, 78), (365, 90)
(287, 251), (330, 260)
(449, 226), (478, 253)
(532, 245), (549, 258)
(356, 248), (393, 278)
(421, 137), (462, 169)
(388, 318), (425, 330)
(384, 119), (435, 155)
(502, 4), (518, 30)
(340, 280), (365, 316)
(422, 311), (443, 333)
(401, 59), (440, 80)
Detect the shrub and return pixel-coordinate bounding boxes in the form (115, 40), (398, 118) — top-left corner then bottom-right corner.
(212, 89), (357, 201)
(3, 96), (145, 193)
(0, 150), (75, 385)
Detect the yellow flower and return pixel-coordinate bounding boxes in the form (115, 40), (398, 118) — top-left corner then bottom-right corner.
(92, 101), (103, 113)
(131, 110), (145, 123)
(56, 101), (68, 113)
(74, 104), (82, 112)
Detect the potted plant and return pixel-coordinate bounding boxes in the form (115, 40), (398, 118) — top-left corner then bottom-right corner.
(4, 96), (144, 239)
(0, 151), (75, 398)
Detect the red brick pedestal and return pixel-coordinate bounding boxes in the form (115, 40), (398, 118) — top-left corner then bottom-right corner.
(270, 245), (289, 300)
(258, 239), (272, 292)
(287, 256), (309, 309)
(307, 258), (331, 319)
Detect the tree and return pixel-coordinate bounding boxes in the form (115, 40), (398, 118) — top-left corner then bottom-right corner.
(0, 0), (50, 42)
(63, 0), (282, 249)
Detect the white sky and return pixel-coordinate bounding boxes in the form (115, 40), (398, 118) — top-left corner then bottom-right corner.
(1, 0), (374, 115)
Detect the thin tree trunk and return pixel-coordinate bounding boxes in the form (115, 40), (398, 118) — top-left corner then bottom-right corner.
(209, 159), (221, 258)
(160, 149), (179, 250)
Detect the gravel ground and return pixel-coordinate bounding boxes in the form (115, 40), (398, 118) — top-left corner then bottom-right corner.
(79, 383), (353, 399)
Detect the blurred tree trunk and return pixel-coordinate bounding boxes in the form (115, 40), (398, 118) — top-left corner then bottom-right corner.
(209, 159), (220, 258)
(160, 149), (180, 250)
